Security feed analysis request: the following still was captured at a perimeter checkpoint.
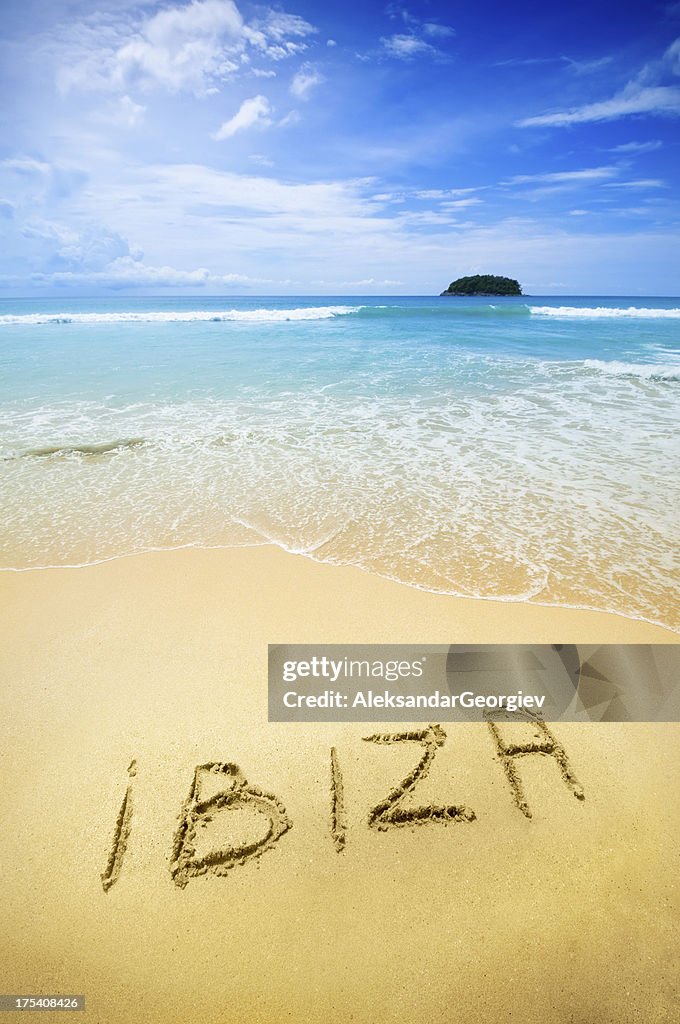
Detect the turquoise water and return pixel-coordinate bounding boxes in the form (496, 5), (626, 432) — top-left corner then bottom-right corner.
(1, 295), (678, 628)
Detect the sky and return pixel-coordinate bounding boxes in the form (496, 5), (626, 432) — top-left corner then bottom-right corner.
(1, 0), (679, 296)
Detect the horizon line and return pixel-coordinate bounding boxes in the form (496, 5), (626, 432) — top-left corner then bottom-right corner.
(2, 292), (680, 301)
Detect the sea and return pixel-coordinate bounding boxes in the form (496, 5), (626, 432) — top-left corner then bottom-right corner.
(1, 294), (678, 631)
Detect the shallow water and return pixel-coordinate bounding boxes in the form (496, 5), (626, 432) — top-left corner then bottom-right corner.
(1, 294), (678, 629)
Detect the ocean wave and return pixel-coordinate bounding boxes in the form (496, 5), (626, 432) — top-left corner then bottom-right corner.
(583, 360), (680, 381)
(0, 306), (363, 326)
(14, 438), (146, 460)
(530, 305), (680, 319)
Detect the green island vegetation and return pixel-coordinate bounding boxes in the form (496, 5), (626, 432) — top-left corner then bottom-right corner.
(440, 274), (523, 296)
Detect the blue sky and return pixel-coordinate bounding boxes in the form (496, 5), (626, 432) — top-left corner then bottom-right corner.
(1, 0), (679, 295)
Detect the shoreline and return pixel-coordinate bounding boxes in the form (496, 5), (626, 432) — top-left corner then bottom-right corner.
(1, 542), (678, 640)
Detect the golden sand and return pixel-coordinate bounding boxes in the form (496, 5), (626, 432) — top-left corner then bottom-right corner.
(1, 546), (678, 1023)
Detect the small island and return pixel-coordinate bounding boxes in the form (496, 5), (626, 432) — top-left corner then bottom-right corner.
(440, 274), (522, 296)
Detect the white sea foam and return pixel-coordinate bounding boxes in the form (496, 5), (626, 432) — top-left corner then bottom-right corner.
(530, 305), (680, 319)
(583, 360), (680, 380)
(1, 366), (678, 629)
(0, 306), (363, 326)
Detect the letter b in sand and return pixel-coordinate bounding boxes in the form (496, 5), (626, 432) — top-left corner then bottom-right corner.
(170, 762), (292, 888)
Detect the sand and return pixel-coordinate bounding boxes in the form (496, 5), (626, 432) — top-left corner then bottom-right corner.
(1, 545), (679, 1023)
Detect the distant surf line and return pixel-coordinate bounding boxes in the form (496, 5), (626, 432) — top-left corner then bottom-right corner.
(2, 303), (679, 327)
(530, 305), (680, 318)
(0, 306), (363, 326)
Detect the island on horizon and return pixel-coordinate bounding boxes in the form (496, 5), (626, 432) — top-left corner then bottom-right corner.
(441, 274), (523, 296)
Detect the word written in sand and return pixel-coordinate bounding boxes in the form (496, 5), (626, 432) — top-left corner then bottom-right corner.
(101, 721), (584, 892)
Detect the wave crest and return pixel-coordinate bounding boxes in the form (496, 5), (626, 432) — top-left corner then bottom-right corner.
(530, 305), (680, 319)
(583, 360), (680, 381)
(0, 306), (363, 326)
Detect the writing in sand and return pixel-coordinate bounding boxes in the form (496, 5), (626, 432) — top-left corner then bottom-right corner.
(101, 722), (585, 892)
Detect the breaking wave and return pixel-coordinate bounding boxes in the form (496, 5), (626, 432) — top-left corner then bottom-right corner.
(530, 305), (680, 319)
(583, 360), (680, 381)
(0, 306), (363, 326)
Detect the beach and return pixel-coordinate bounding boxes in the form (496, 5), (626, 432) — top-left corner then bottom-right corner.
(1, 295), (678, 1021)
(1, 545), (678, 1023)
(3, 0), (680, 1016)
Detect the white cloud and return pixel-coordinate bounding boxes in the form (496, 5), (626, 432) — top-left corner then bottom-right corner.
(245, 10), (316, 61)
(563, 55), (613, 75)
(440, 197), (483, 209)
(7, 217), (138, 277)
(150, 164), (375, 217)
(313, 277), (404, 287)
(506, 167), (618, 184)
(609, 140), (663, 153)
(412, 187), (480, 199)
(609, 207), (654, 217)
(0, 157), (91, 212)
(290, 66), (325, 99)
(604, 179), (666, 188)
(5, 156), (680, 294)
(98, 95), (146, 127)
(0, 157), (51, 176)
(385, 6), (454, 38)
(518, 83), (680, 127)
(20, 218), (79, 246)
(56, 0), (317, 96)
(248, 153), (274, 167)
(212, 95), (272, 139)
(422, 23), (455, 38)
(33, 256), (269, 289)
(277, 109), (301, 127)
(394, 209), (460, 227)
(666, 36), (680, 73)
(79, 165), (380, 253)
(518, 37), (680, 126)
(112, 0), (246, 94)
(252, 11), (315, 44)
(381, 35), (438, 60)
(496, 56), (562, 68)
